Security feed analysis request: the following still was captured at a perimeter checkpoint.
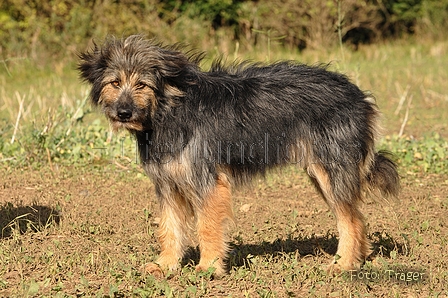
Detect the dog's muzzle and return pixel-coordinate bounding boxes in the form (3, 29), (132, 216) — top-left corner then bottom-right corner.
(117, 108), (133, 121)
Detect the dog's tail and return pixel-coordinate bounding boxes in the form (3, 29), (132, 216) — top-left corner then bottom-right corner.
(366, 150), (400, 198)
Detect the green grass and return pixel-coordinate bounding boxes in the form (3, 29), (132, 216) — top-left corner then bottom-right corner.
(1, 40), (448, 172)
(381, 133), (448, 174)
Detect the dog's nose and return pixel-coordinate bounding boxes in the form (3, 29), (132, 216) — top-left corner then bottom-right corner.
(117, 108), (132, 120)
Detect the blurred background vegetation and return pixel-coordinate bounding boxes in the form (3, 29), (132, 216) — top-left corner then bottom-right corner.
(1, 0), (447, 171)
(1, 0), (448, 63)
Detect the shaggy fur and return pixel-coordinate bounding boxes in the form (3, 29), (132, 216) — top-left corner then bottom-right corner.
(78, 35), (400, 277)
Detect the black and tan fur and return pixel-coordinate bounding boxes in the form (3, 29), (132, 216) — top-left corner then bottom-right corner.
(78, 35), (400, 277)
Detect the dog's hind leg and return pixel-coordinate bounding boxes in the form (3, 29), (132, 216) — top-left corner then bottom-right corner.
(308, 164), (371, 273)
(144, 190), (194, 277)
(330, 201), (371, 272)
(195, 173), (233, 277)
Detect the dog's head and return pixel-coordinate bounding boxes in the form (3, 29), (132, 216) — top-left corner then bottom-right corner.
(78, 35), (201, 131)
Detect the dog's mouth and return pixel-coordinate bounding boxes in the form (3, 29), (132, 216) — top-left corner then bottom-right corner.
(108, 116), (144, 132)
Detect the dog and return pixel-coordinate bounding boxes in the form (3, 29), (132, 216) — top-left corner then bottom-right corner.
(78, 35), (400, 277)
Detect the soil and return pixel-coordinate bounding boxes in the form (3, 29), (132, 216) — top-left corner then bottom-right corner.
(0, 163), (447, 296)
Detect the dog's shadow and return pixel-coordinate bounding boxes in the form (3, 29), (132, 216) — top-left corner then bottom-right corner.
(183, 232), (404, 270)
(229, 235), (338, 268)
(0, 202), (61, 238)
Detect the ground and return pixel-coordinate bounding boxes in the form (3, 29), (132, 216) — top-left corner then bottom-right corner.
(0, 161), (447, 297)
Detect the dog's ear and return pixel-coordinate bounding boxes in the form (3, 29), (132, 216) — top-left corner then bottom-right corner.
(152, 49), (191, 80)
(78, 42), (106, 84)
(78, 42), (109, 105)
(151, 48), (199, 98)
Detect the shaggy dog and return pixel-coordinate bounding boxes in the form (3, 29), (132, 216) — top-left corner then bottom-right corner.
(78, 35), (399, 277)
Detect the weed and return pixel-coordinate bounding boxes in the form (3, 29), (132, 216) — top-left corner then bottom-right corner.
(381, 133), (448, 174)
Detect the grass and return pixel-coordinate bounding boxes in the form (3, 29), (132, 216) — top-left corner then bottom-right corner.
(0, 40), (448, 296)
(1, 41), (448, 170)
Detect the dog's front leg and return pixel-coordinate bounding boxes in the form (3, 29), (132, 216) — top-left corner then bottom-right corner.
(144, 191), (193, 277)
(195, 173), (233, 277)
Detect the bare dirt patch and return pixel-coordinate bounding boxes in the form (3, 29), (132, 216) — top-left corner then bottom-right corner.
(1, 164), (447, 296)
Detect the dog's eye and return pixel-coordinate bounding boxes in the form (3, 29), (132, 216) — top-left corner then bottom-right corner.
(111, 81), (120, 88)
(136, 82), (147, 90)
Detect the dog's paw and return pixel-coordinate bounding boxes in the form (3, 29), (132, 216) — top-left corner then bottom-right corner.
(326, 257), (361, 276)
(325, 262), (344, 276)
(195, 264), (225, 278)
(142, 262), (165, 278)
